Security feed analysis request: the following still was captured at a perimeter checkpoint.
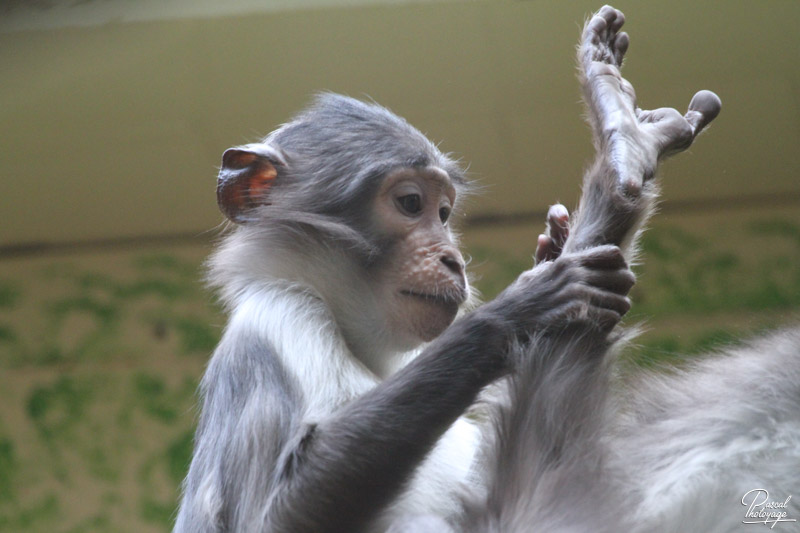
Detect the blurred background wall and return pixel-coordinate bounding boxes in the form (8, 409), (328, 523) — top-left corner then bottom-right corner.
(1, 1), (798, 531)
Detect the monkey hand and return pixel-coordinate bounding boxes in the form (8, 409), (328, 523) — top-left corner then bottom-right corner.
(579, 5), (721, 196)
(491, 244), (635, 341)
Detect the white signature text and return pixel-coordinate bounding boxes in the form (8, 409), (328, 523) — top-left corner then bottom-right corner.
(742, 489), (797, 528)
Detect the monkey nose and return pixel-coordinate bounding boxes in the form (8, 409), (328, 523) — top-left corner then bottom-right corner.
(440, 252), (465, 277)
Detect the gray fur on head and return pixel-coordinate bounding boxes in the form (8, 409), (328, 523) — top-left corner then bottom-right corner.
(263, 93), (468, 218)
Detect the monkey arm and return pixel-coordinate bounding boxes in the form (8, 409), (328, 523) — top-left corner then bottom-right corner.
(175, 244), (633, 533)
(174, 330), (304, 533)
(266, 315), (509, 533)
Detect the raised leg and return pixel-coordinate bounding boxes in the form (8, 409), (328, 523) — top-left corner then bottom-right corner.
(565, 5), (721, 255)
(464, 7), (723, 531)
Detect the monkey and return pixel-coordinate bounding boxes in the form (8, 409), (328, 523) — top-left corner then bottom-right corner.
(175, 5), (798, 533)
(173, 91), (637, 532)
(173, 85), (640, 533)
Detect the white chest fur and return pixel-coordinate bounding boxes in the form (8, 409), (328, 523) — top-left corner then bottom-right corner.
(230, 283), (481, 528)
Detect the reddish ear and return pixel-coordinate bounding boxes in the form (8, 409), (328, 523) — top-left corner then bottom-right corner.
(217, 143), (286, 223)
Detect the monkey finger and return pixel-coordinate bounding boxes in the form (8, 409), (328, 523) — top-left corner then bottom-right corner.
(560, 293), (627, 333)
(685, 90), (722, 136)
(574, 244), (628, 271)
(592, 307), (625, 334)
(546, 204), (570, 249)
(535, 234), (557, 264)
(586, 287), (632, 318)
(583, 266), (636, 295)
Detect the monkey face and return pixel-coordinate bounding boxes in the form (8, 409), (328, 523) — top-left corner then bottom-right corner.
(371, 166), (468, 344)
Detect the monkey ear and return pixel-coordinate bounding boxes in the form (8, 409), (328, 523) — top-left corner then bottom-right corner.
(217, 143), (287, 224)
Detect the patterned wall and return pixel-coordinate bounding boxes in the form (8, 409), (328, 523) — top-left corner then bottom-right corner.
(1, 206), (798, 532)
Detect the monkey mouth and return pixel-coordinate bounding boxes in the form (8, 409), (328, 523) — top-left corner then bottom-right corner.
(400, 289), (466, 307)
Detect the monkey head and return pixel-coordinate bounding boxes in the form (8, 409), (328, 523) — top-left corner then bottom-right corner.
(212, 94), (472, 365)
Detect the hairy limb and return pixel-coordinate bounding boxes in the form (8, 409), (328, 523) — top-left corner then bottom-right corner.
(467, 327), (625, 533)
(465, 7), (722, 531)
(565, 5), (720, 255)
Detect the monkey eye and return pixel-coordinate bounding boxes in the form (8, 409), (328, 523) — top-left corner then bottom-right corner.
(439, 206), (451, 225)
(397, 194), (422, 215)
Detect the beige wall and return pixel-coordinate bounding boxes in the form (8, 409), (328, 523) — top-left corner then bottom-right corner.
(2, 0), (798, 247)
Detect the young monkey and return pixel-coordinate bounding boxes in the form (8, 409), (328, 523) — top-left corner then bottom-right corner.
(176, 5), (797, 533)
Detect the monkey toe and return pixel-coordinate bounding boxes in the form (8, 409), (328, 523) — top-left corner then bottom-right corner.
(598, 5), (621, 31)
(547, 203), (569, 228)
(643, 107), (694, 156)
(585, 14), (609, 45)
(608, 8), (625, 33)
(612, 32), (629, 66)
(686, 90), (722, 135)
(582, 7), (628, 71)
